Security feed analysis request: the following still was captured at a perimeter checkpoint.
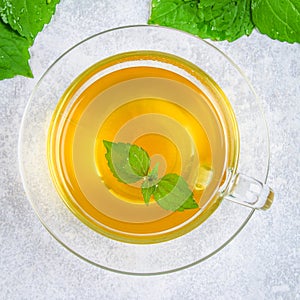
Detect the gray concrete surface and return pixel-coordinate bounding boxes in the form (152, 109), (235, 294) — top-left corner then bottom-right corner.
(0, 1), (299, 299)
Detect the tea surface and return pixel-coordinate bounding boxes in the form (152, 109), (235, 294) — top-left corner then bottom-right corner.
(48, 51), (239, 243)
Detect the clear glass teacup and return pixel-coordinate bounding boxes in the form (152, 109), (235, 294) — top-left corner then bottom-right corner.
(19, 25), (274, 275)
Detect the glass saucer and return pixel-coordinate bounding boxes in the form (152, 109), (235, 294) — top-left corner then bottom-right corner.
(19, 25), (270, 275)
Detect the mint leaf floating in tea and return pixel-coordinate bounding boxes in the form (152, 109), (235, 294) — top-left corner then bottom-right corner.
(103, 140), (199, 212)
(128, 143), (151, 178)
(142, 181), (156, 206)
(103, 140), (150, 183)
(141, 163), (159, 205)
(152, 174), (198, 211)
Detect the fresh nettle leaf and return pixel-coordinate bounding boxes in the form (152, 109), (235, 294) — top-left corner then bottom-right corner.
(0, 20), (32, 80)
(197, 0), (254, 41)
(252, 0), (300, 43)
(148, 0), (299, 43)
(149, 0), (200, 35)
(103, 140), (199, 212)
(0, 0), (60, 80)
(0, 0), (60, 43)
(148, 0), (254, 42)
(103, 140), (150, 184)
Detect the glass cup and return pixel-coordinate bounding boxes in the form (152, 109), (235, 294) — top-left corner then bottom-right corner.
(19, 25), (274, 275)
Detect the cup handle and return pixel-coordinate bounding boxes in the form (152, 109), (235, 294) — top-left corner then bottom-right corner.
(224, 173), (274, 210)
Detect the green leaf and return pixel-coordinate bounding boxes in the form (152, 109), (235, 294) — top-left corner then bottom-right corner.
(153, 173), (199, 211)
(197, 0), (254, 41)
(129, 144), (151, 177)
(141, 163), (159, 205)
(103, 140), (150, 184)
(0, 0), (60, 43)
(141, 183), (156, 205)
(252, 0), (300, 43)
(0, 20), (32, 80)
(149, 0), (201, 35)
(103, 140), (199, 212)
(147, 162), (159, 181)
(148, 0), (254, 42)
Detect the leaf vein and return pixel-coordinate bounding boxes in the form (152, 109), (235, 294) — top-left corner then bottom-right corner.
(266, 0), (294, 31)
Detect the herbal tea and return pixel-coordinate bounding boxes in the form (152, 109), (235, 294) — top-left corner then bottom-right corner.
(48, 51), (239, 243)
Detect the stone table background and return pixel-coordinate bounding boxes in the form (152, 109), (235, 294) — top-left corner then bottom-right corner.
(0, 1), (299, 299)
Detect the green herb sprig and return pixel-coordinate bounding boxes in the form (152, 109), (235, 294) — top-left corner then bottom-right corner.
(103, 140), (199, 212)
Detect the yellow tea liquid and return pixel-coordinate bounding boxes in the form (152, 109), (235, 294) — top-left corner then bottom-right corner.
(48, 51), (239, 243)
